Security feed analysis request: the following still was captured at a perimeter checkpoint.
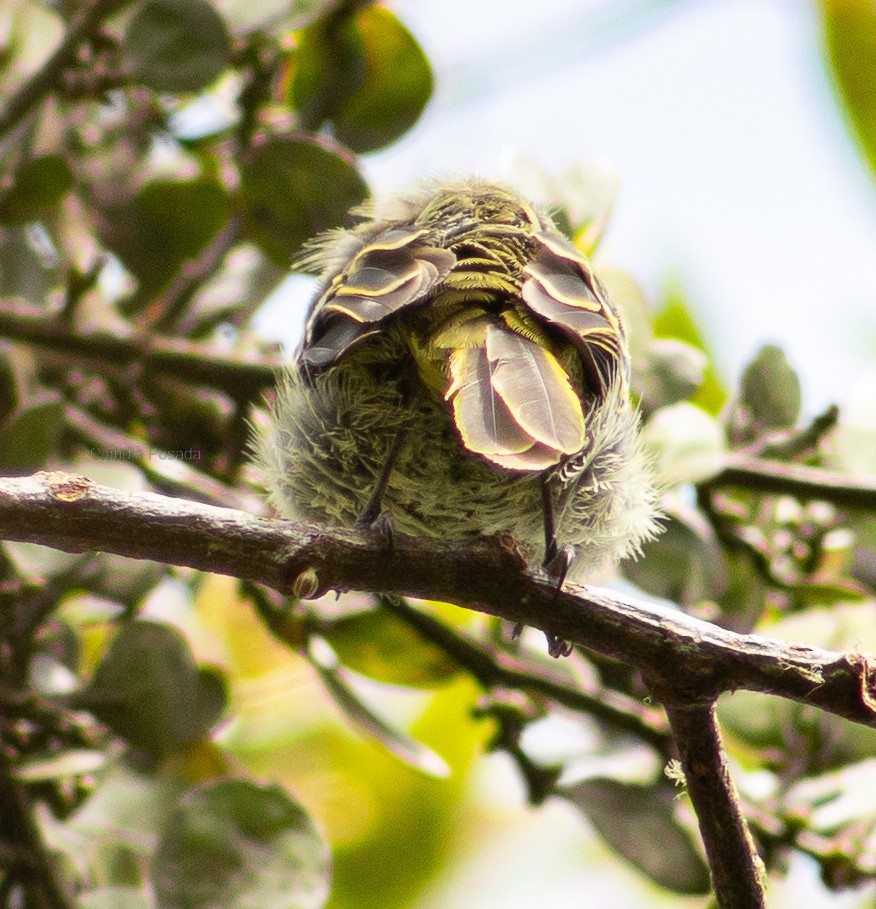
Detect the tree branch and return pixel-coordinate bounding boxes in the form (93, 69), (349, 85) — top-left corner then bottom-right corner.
(0, 298), (281, 398)
(0, 472), (874, 730)
(664, 703), (766, 909)
(381, 595), (670, 749)
(713, 453), (876, 511)
(0, 0), (126, 140)
(0, 754), (73, 909)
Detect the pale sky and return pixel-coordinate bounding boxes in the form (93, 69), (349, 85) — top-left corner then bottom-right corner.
(257, 0), (876, 417)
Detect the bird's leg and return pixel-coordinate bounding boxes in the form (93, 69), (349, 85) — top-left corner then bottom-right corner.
(355, 428), (405, 543)
(540, 476), (574, 658)
(511, 477), (574, 657)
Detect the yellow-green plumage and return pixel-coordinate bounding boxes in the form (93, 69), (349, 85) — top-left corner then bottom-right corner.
(256, 178), (659, 578)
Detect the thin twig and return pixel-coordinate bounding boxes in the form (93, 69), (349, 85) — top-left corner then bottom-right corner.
(664, 702), (766, 909)
(713, 453), (876, 511)
(0, 0), (126, 140)
(135, 215), (243, 333)
(381, 596), (669, 749)
(0, 298), (281, 398)
(0, 472), (874, 731)
(738, 405), (840, 460)
(0, 754), (73, 909)
(64, 405), (263, 511)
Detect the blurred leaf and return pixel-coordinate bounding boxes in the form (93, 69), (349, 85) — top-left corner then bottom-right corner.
(600, 268), (652, 363)
(563, 777), (710, 894)
(64, 757), (188, 849)
(101, 177), (230, 294)
(78, 888), (150, 909)
(718, 548), (769, 625)
(0, 155), (73, 225)
(240, 135), (368, 265)
(291, 12), (367, 130)
(720, 604), (876, 769)
(3, 541), (84, 578)
(784, 758), (876, 833)
(321, 603), (459, 689)
(641, 401), (727, 486)
(653, 284), (727, 414)
(624, 510), (728, 605)
(89, 554), (167, 607)
(740, 344), (801, 429)
(634, 338), (708, 413)
(820, 0), (876, 181)
(123, 0), (230, 92)
(76, 620), (227, 759)
(308, 637), (451, 778)
(0, 393), (65, 470)
(152, 778), (331, 909)
(331, 7), (432, 153)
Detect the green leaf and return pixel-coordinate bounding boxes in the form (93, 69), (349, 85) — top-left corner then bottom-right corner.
(739, 344), (801, 429)
(290, 13), (367, 130)
(76, 620), (227, 759)
(240, 135), (369, 265)
(634, 338), (708, 412)
(720, 604), (876, 768)
(123, 0), (230, 92)
(320, 603), (459, 689)
(623, 510), (728, 606)
(0, 155), (73, 225)
(0, 393), (65, 470)
(101, 177), (230, 293)
(641, 401), (727, 487)
(652, 284), (727, 414)
(820, 0), (876, 182)
(152, 778), (331, 909)
(330, 7), (432, 153)
(307, 638), (450, 778)
(562, 777), (711, 895)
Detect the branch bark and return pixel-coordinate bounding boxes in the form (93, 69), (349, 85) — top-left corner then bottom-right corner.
(1, 471), (874, 730)
(665, 703), (766, 909)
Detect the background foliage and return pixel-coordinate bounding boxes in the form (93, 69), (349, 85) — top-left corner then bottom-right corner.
(1, 1), (876, 907)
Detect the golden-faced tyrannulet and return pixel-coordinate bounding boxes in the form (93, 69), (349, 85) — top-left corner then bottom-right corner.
(256, 179), (660, 653)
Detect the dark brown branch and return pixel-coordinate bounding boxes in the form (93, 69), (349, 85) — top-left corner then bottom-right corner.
(1, 472), (875, 730)
(0, 754), (73, 909)
(382, 596), (669, 750)
(713, 453), (876, 511)
(739, 405), (840, 460)
(664, 703), (766, 909)
(0, 298), (281, 398)
(0, 0), (126, 140)
(64, 405), (262, 511)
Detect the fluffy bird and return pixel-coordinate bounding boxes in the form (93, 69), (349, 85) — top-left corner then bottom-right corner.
(256, 179), (660, 654)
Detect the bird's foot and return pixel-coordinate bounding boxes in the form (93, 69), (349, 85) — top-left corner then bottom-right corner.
(355, 506), (394, 549)
(541, 543), (575, 658)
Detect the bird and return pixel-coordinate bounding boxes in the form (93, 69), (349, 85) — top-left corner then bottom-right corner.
(255, 178), (660, 656)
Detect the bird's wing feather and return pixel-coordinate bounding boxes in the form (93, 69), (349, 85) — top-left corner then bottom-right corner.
(485, 325), (586, 455)
(521, 231), (625, 386)
(302, 228), (455, 368)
